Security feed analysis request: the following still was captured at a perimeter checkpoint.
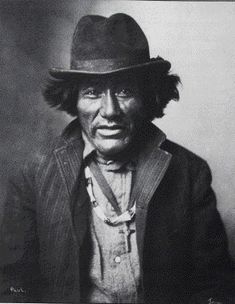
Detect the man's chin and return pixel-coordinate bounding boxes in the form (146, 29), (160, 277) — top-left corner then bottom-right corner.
(95, 138), (131, 159)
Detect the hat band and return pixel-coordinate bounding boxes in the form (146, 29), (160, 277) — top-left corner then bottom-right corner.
(70, 56), (149, 73)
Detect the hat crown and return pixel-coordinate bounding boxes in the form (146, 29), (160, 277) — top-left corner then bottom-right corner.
(49, 13), (171, 78)
(71, 13), (150, 67)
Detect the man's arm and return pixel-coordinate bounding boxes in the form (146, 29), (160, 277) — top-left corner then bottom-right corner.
(190, 161), (235, 303)
(0, 163), (40, 302)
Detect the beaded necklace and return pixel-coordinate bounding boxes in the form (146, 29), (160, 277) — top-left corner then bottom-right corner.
(84, 165), (136, 226)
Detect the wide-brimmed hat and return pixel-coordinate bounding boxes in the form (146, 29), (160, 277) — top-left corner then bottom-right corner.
(49, 13), (171, 79)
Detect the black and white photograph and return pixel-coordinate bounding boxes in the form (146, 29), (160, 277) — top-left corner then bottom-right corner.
(0, 1), (235, 303)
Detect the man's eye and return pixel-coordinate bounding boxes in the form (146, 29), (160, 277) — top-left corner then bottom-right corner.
(83, 89), (101, 98)
(116, 88), (133, 98)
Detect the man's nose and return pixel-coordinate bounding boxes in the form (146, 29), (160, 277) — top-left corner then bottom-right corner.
(100, 89), (120, 118)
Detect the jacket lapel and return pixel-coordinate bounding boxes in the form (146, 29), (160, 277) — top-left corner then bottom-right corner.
(54, 138), (84, 202)
(49, 122), (90, 297)
(132, 124), (172, 270)
(51, 121), (88, 245)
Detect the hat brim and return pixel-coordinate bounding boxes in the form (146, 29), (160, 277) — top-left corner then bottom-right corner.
(49, 59), (171, 79)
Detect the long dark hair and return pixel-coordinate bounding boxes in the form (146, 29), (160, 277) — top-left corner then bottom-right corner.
(43, 69), (181, 120)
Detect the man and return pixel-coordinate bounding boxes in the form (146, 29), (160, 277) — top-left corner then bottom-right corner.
(0, 13), (234, 304)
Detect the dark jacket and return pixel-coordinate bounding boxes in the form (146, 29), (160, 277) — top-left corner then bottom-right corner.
(0, 120), (234, 303)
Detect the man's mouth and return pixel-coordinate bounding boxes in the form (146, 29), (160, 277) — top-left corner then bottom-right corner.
(96, 125), (125, 137)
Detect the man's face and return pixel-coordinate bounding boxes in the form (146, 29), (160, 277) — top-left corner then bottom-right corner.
(77, 73), (146, 158)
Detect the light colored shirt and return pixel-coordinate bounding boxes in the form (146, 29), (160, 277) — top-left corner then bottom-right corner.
(81, 133), (142, 303)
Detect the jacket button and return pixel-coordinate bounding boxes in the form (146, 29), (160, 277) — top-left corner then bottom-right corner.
(114, 256), (121, 263)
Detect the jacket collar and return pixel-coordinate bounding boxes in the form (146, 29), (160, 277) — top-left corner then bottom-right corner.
(53, 119), (84, 203)
(131, 123), (172, 273)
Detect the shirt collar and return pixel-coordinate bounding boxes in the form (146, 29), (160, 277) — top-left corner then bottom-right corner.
(82, 132), (96, 161)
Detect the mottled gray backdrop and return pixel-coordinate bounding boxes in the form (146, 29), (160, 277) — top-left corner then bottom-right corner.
(0, 1), (235, 256)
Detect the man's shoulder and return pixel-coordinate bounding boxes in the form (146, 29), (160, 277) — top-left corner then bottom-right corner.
(24, 119), (82, 173)
(162, 139), (206, 162)
(32, 119), (81, 153)
(143, 123), (210, 173)
(161, 139), (210, 174)
(159, 139), (214, 200)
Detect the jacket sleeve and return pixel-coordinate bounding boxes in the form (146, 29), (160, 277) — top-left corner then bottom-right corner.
(0, 162), (40, 302)
(189, 160), (235, 303)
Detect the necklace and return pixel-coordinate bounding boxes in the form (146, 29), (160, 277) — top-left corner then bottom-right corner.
(84, 166), (136, 226)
